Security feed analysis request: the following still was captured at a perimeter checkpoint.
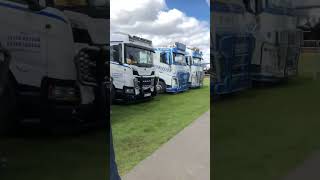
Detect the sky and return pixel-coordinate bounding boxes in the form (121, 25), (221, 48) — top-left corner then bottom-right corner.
(166, 0), (210, 22)
(110, 0), (210, 62)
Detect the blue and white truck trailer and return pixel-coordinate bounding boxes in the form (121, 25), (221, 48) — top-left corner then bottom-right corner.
(186, 47), (205, 88)
(154, 42), (190, 93)
(211, 0), (255, 95)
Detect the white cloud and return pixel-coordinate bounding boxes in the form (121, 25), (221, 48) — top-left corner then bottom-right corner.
(110, 0), (210, 62)
(206, 0), (210, 7)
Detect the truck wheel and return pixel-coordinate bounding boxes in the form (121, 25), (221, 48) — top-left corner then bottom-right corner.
(0, 80), (18, 135)
(158, 81), (166, 94)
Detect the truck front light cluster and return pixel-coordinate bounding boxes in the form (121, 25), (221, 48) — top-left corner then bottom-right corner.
(75, 48), (101, 87)
(172, 77), (178, 87)
(133, 78), (140, 89)
(48, 85), (79, 102)
(124, 87), (135, 94)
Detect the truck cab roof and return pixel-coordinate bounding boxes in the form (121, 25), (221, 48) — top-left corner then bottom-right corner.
(110, 32), (153, 50)
(186, 47), (203, 59)
(155, 42), (187, 55)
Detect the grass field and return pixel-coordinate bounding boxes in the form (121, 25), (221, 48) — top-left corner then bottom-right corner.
(213, 53), (320, 180)
(112, 78), (210, 175)
(0, 78), (209, 179)
(0, 131), (108, 180)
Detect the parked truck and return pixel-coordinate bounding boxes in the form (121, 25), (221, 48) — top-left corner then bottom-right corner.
(244, 0), (302, 82)
(0, 0), (109, 133)
(110, 32), (157, 102)
(186, 47), (205, 88)
(154, 42), (190, 93)
(211, 0), (255, 95)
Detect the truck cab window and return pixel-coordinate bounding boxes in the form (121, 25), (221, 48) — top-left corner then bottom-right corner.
(160, 52), (167, 64)
(110, 45), (121, 63)
(173, 53), (186, 65)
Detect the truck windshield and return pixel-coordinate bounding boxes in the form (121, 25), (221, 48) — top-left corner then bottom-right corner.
(173, 53), (186, 65)
(125, 45), (153, 67)
(193, 57), (202, 65)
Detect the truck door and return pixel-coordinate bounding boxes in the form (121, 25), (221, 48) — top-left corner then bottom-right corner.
(0, 0), (47, 87)
(110, 44), (124, 89)
(43, 0), (76, 81)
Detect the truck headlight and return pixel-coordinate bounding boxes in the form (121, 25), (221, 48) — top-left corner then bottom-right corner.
(172, 77), (178, 87)
(133, 78), (139, 88)
(48, 85), (79, 101)
(124, 87), (135, 94)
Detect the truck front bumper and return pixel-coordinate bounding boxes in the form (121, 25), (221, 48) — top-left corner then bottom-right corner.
(189, 81), (202, 88)
(166, 86), (189, 93)
(116, 87), (156, 102)
(42, 101), (103, 125)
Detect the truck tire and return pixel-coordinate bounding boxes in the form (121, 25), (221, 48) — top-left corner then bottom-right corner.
(158, 81), (166, 94)
(0, 79), (18, 135)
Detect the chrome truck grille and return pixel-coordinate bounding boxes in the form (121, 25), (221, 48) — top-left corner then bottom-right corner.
(136, 77), (155, 89)
(74, 47), (107, 87)
(177, 72), (189, 88)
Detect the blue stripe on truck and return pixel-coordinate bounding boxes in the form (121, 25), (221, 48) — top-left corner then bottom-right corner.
(0, 1), (67, 23)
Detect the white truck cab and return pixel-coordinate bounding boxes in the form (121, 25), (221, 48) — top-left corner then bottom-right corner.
(186, 47), (205, 88)
(110, 32), (157, 102)
(244, 0), (302, 82)
(0, 0), (109, 132)
(154, 42), (190, 93)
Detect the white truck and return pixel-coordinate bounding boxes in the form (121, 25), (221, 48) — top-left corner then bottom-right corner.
(186, 47), (205, 88)
(244, 0), (302, 82)
(0, 0), (109, 133)
(110, 32), (157, 102)
(154, 42), (190, 93)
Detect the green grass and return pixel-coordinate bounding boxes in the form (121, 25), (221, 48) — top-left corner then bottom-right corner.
(213, 53), (320, 180)
(0, 131), (108, 180)
(299, 53), (320, 77)
(0, 78), (209, 180)
(112, 78), (210, 175)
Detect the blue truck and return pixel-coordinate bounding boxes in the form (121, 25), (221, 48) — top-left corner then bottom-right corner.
(154, 42), (190, 93)
(211, 0), (255, 96)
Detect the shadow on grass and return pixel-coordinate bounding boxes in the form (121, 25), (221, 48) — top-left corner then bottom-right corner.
(213, 76), (315, 105)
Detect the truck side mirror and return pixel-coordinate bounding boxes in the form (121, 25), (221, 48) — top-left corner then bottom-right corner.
(38, 0), (46, 7)
(243, 0), (255, 14)
(26, 0), (42, 11)
(117, 44), (122, 64)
